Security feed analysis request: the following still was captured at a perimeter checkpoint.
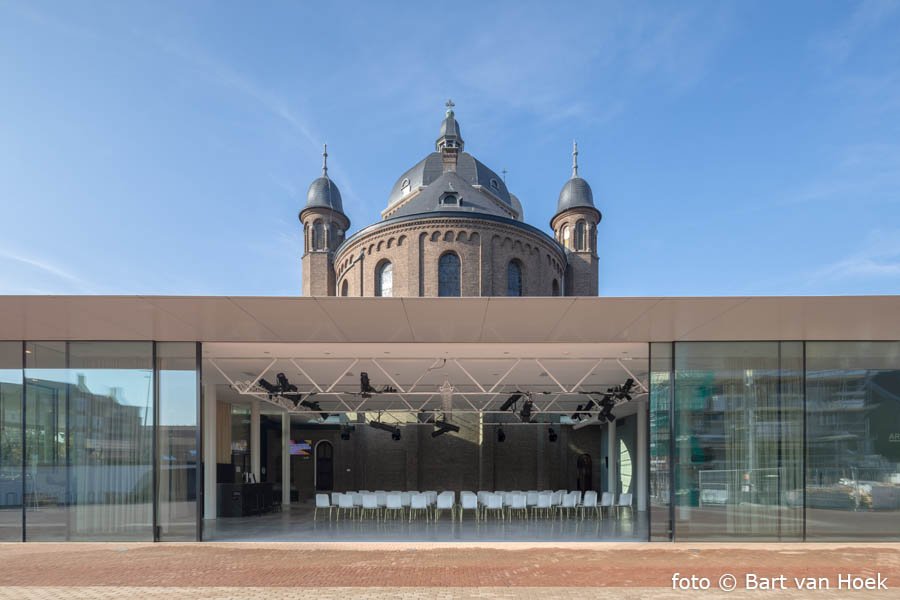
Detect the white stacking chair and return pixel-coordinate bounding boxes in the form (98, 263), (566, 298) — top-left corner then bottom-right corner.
(599, 492), (614, 517)
(484, 493), (504, 520)
(409, 493), (429, 522)
(375, 491), (387, 509)
(477, 491), (490, 519)
(459, 491), (478, 521)
(350, 492), (362, 515)
(616, 492), (633, 518)
(550, 490), (563, 517)
(384, 492), (404, 521)
(315, 493), (331, 521)
(361, 492), (379, 520)
(435, 491), (455, 521)
(534, 492), (552, 519)
(400, 491), (412, 511)
(526, 491), (539, 508)
(559, 491), (578, 519)
(509, 492), (528, 520)
(336, 492), (355, 521)
(580, 490), (599, 520)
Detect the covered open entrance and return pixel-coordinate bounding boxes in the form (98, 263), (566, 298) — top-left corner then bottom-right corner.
(200, 342), (650, 541)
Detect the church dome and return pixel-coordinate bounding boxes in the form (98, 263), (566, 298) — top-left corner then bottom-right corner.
(554, 141), (599, 217)
(302, 144), (345, 216)
(383, 103), (520, 220)
(557, 177), (594, 212)
(306, 176), (343, 213)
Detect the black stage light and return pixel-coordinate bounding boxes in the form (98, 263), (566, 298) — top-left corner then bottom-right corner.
(360, 372), (374, 396)
(368, 420), (400, 437)
(548, 427), (558, 442)
(571, 404), (584, 420)
(519, 398), (534, 423)
(340, 424), (354, 440)
(391, 430), (401, 441)
(431, 420), (460, 438)
(499, 393), (523, 412)
(615, 377), (635, 401)
(258, 378), (279, 397)
(299, 398), (329, 420)
(276, 372), (298, 393)
(497, 427), (506, 443)
(599, 395), (616, 423)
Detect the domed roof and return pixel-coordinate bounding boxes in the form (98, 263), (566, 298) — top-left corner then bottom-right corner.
(302, 144), (345, 216)
(386, 152), (512, 210)
(554, 141), (599, 217)
(509, 193), (524, 221)
(557, 177), (594, 212)
(306, 176), (343, 213)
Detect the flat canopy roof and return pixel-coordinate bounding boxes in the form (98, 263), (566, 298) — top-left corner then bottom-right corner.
(0, 295), (898, 343)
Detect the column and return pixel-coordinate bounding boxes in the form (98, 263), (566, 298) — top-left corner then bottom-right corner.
(636, 400), (648, 511)
(250, 399), (261, 482)
(202, 383), (217, 519)
(607, 419), (617, 497)
(282, 411), (291, 507)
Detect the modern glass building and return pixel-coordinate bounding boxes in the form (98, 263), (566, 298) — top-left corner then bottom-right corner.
(0, 295), (898, 542)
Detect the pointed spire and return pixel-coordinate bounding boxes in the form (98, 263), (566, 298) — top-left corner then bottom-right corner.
(322, 143), (329, 177)
(572, 140), (579, 178)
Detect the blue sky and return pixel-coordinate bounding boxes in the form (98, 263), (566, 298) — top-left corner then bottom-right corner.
(1, 0), (899, 297)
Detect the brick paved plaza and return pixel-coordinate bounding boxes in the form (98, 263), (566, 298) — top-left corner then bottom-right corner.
(1, 542), (899, 599)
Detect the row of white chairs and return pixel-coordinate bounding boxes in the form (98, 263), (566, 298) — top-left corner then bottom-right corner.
(462, 490), (632, 521)
(314, 490), (633, 522)
(315, 490), (455, 522)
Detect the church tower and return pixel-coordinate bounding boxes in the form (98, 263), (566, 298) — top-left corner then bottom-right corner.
(551, 141), (601, 296)
(300, 145), (350, 296)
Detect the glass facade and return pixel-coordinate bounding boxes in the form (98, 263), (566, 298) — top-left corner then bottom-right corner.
(805, 342), (900, 540)
(649, 342), (672, 541)
(0, 341), (199, 542)
(156, 342), (199, 541)
(0, 342), (23, 541)
(672, 342), (803, 540)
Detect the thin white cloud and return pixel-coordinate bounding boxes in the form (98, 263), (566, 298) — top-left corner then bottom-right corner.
(0, 247), (87, 289)
(810, 229), (900, 283)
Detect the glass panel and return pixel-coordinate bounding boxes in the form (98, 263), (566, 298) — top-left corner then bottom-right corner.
(506, 261), (522, 296)
(673, 342), (803, 540)
(68, 342), (154, 540)
(24, 342), (69, 541)
(649, 342), (672, 541)
(377, 262), (393, 297)
(438, 253), (461, 297)
(157, 342), (198, 541)
(231, 405), (251, 481)
(806, 342), (900, 540)
(0, 342), (23, 541)
(24, 342), (154, 541)
(575, 221), (585, 250)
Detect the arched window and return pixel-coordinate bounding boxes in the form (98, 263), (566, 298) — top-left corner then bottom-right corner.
(340, 280), (349, 297)
(575, 220), (586, 251)
(552, 279), (560, 296)
(375, 261), (393, 297)
(506, 260), (523, 296)
(312, 220), (325, 251)
(438, 252), (461, 297)
(562, 226), (571, 249)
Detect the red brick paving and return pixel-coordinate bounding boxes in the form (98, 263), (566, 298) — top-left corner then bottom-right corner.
(0, 543), (898, 588)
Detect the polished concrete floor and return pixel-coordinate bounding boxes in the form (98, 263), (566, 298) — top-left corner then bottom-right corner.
(204, 502), (648, 542)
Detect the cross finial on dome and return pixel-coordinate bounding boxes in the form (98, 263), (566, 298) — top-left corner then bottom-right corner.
(445, 99), (455, 115)
(322, 143), (328, 177)
(572, 140), (579, 178)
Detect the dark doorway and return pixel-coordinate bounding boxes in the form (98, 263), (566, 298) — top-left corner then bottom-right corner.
(315, 441), (334, 491)
(577, 453), (593, 492)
